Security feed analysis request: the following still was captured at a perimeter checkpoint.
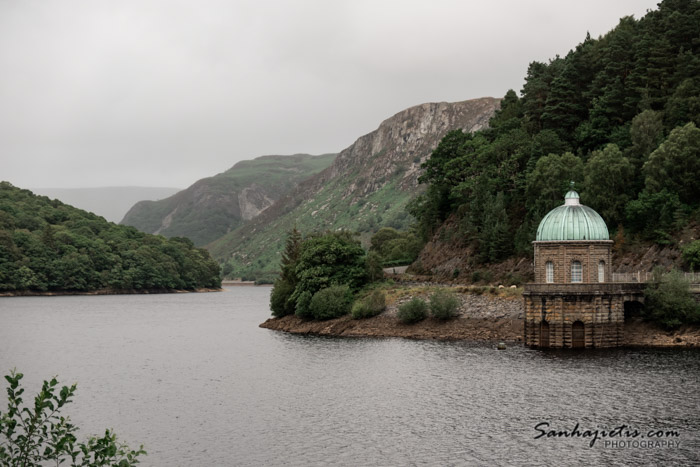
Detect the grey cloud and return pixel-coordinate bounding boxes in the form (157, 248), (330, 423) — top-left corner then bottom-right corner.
(0, 0), (659, 188)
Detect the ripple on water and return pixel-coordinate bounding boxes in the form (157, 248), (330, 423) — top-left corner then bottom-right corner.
(1, 289), (698, 466)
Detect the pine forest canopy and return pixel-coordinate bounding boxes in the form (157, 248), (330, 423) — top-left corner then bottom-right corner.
(0, 182), (222, 292)
(411, 0), (700, 263)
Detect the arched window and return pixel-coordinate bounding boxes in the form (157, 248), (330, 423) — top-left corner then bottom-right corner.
(598, 260), (605, 283)
(571, 261), (582, 283)
(545, 261), (554, 283)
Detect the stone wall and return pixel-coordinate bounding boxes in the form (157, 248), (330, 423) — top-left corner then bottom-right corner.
(533, 241), (613, 284)
(523, 291), (627, 348)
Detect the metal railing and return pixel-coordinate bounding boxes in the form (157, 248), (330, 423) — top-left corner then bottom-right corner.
(684, 272), (700, 283)
(611, 272), (653, 283)
(611, 271), (700, 284)
(524, 283), (646, 294)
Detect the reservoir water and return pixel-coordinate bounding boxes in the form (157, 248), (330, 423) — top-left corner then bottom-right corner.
(1, 287), (698, 466)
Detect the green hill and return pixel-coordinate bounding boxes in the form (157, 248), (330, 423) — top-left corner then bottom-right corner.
(207, 98), (500, 281)
(410, 0), (700, 280)
(0, 182), (221, 292)
(120, 154), (336, 246)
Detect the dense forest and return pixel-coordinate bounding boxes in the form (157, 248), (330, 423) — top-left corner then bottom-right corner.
(410, 0), (700, 263)
(0, 182), (221, 292)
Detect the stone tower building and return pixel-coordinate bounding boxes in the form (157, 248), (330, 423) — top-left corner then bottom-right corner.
(523, 184), (637, 348)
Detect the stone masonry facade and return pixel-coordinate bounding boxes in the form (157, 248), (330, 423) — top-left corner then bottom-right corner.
(533, 241), (613, 284)
(523, 285), (626, 348)
(524, 240), (644, 348)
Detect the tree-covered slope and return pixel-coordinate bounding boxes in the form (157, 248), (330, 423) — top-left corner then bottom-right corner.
(411, 0), (700, 279)
(0, 182), (221, 292)
(208, 98), (500, 281)
(120, 153), (336, 246)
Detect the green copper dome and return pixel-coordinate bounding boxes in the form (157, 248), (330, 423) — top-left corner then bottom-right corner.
(536, 187), (609, 241)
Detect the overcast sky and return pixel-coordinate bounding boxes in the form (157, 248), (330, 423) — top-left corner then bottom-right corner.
(1, 0), (660, 189)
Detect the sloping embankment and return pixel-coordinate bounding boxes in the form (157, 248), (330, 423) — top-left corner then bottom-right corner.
(260, 314), (700, 347)
(259, 286), (700, 347)
(260, 314), (523, 341)
(261, 289), (524, 341)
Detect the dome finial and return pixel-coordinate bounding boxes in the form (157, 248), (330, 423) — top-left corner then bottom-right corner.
(564, 181), (580, 205)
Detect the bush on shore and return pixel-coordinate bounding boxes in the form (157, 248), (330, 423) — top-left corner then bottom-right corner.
(644, 268), (700, 329)
(270, 278), (295, 317)
(309, 285), (352, 320)
(397, 297), (428, 324)
(429, 289), (460, 320)
(351, 290), (386, 319)
(295, 291), (314, 320)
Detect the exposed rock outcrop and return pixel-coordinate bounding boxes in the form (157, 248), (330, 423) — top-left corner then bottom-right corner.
(210, 98), (501, 276)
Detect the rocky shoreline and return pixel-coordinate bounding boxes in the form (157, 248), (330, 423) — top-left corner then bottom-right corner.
(260, 314), (523, 341)
(260, 286), (700, 347)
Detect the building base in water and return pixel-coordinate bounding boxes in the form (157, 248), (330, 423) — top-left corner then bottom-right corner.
(523, 184), (644, 348)
(523, 283), (645, 348)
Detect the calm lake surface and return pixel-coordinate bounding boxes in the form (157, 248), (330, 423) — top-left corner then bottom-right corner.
(1, 287), (699, 466)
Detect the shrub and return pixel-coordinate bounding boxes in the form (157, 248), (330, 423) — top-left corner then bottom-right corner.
(294, 232), (369, 299)
(429, 289), (460, 320)
(351, 290), (386, 319)
(365, 251), (384, 282)
(504, 273), (524, 287)
(309, 285), (352, 320)
(295, 291), (313, 320)
(644, 269), (700, 329)
(471, 269), (493, 284)
(397, 297), (428, 324)
(682, 240), (700, 271)
(0, 370), (146, 466)
(255, 277), (275, 285)
(270, 278), (295, 317)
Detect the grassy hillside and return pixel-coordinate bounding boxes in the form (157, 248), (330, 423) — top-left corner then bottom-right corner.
(208, 99), (500, 281)
(0, 182), (221, 292)
(211, 173), (417, 281)
(121, 154), (336, 246)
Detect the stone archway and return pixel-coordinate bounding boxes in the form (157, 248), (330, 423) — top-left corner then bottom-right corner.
(572, 321), (585, 348)
(540, 320), (550, 348)
(624, 300), (644, 320)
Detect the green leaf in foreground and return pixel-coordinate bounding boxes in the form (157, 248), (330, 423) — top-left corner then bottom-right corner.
(0, 370), (146, 466)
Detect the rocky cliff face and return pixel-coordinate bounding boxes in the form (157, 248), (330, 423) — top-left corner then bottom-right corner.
(327, 98), (497, 196)
(209, 97), (500, 279)
(121, 153), (335, 246)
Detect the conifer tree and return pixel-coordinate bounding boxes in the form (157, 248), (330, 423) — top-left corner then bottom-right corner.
(583, 144), (636, 226)
(643, 122), (700, 205)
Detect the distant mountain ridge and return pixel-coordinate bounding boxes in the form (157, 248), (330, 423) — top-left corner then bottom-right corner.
(208, 97), (500, 280)
(120, 154), (336, 246)
(30, 186), (180, 223)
